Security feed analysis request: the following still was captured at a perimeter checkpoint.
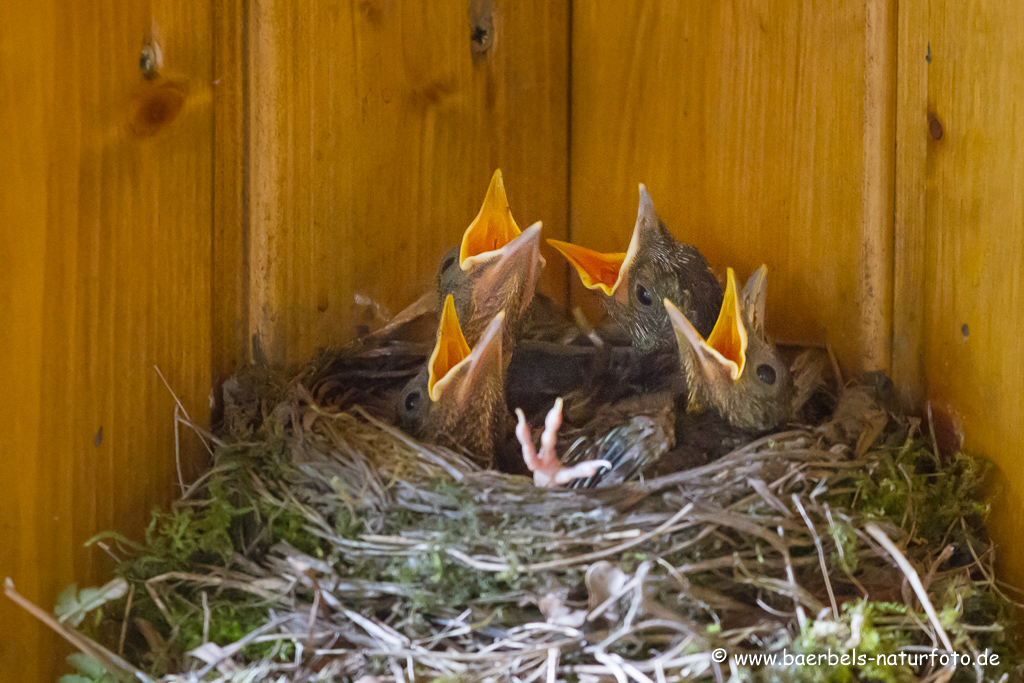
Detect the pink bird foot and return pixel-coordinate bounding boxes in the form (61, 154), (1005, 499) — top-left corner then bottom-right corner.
(515, 398), (612, 487)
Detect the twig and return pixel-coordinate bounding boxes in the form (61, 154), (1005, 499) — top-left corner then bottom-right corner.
(201, 591), (210, 644)
(154, 364), (215, 458)
(865, 523), (954, 653)
(5, 578), (154, 683)
(119, 583), (135, 657)
(572, 307), (604, 347)
(792, 495), (838, 619)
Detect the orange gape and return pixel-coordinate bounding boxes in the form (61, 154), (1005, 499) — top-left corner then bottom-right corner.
(546, 240), (628, 295)
(428, 295), (472, 401)
(460, 169), (522, 267)
(663, 267), (749, 381)
(704, 268), (748, 379)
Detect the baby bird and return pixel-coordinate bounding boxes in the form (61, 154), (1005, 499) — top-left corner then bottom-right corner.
(437, 169), (544, 351)
(548, 185), (722, 353)
(515, 393), (675, 488)
(397, 295), (507, 466)
(516, 266), (794, 487)
(665, 265), (794, 432)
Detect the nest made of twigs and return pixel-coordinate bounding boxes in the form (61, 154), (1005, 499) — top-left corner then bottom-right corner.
(8, 357), (1023, 683)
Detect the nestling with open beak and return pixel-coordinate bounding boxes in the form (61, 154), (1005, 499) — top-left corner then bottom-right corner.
(666, 265), (794, 432)
(397, 296), (508, 467)
(548, 185), (722, 353)
(436, 169), (544, 352)
(516, 267), (795, 487)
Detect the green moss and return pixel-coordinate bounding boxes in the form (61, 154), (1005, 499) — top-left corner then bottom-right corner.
(848, 437), (990, 548)
(262, 502), (330, 557)
(756, 601), (916, 683)
(174, 598), (294, 661)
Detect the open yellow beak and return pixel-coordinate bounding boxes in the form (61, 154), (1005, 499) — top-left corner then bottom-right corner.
(428, 296), (505, 405)
(705, 268), (747, 379)
(665, 268), (748, 381)
(546, 240), (628, 296)
(546, 184), (658, 297)
(428, 295), (473, 401)
(460, 169), (522, 269)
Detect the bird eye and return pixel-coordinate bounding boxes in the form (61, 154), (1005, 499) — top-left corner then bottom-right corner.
(635, 284), (653, 306)
(404, 391), (421, 411)
(757, 364), (777, 385)
(441, 256), (457, 272)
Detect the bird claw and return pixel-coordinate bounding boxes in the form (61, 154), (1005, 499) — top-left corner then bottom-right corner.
(515, 398), (611, 487)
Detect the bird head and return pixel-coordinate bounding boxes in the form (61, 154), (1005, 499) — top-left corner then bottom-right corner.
(397, 295), (507, 464)
(666, 265), (794, 432)
(548, 184), (722, 352)
(438, 169), (544, 348)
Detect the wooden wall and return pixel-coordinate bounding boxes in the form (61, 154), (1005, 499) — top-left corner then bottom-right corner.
(568, 0), (1024, 592)
(893, 0), (1024, 591)
(0, 1), (215, 681)
(569, 0), (1024, 590)
(570, 1), (896, 375)
(3, 1), (1024, 680)
(246, 0), (570, 366)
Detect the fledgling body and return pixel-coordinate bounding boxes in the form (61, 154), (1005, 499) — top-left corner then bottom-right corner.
(548, 392), (676, 489)
(549, 185), (723, 353)
(516, 266), (797, 487)
(666, 265), (794, 433)
(397, 296), (507, 467)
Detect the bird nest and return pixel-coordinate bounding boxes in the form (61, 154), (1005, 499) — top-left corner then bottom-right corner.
(8, 349), (1023, 683)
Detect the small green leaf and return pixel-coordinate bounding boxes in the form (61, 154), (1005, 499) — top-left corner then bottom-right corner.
(54, 578), (127, 627)
(67, 652), (106, 677)
(55, 584), (79, 620)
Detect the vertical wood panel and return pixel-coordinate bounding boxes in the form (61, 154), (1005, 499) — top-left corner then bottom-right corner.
(893, 0), (1024, 590)
(892, 0), (930, 412)
(213, 0), (249, 393)
(0, 1), (214, 680)
(570, 1), (896, 375)
(247, 0), (570, 366)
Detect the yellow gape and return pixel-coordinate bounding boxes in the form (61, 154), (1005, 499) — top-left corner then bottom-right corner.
(703, 267), (748, 380)
(460, 169), (522, 269)
(427, 294), (472, 401)
(546, 239), (629, 296)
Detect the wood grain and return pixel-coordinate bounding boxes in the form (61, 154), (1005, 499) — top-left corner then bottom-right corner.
(892, 0), (930, 412)
(5, 6), (1024, 682)
(247, 0), (570, 366)
(213, 0), (250, 400)
(893, 0), (1024, 590)
(0, 1), (214, 680)
(570, 1), (896, 375)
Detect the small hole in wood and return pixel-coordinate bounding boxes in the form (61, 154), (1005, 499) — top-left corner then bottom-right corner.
(961, 323), (969, 339)
(139, 36), (164, 80)
(469, 0), (494, 56)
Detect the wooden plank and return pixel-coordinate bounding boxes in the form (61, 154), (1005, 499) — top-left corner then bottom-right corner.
(893, 0), (1024, 590)
(891, 0), (931, 412)
(247, 0), (570, 366)
(0, 1), (214, 680)
(213, 0), (250, 394)
(570, 1), (896, 375)
(861, 0), (898, 373)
